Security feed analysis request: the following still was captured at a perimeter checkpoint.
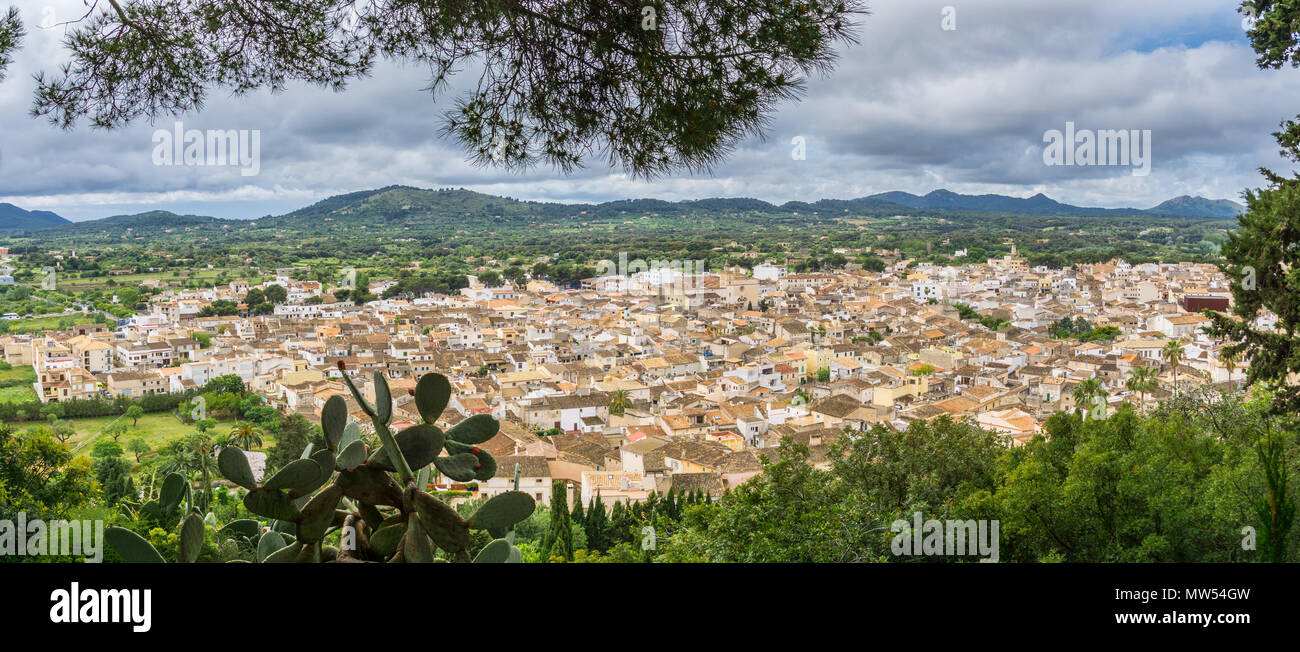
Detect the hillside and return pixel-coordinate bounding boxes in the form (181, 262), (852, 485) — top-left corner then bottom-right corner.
(0, 203), (69, 230)
(50, 210), (235, 235)
(255, 186), (553, 230)
(1145, 195), (1244, 218)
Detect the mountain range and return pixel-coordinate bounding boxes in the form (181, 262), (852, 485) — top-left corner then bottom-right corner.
(865, 190), (1243, 218)
(0, 188), (1245, 231)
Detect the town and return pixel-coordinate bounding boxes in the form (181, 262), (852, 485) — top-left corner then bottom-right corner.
(2, 243), (1252, 510)
(3, 0), (1298, 634)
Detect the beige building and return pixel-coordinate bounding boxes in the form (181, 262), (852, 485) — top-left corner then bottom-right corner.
(68, 335), (114, 374)
(106, 369), (168, 398)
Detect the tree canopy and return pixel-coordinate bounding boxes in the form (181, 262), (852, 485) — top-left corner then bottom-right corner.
(1207, 2), (1300, 414)
(661, 391), (1297, 562)
(2, 0), (865, 178)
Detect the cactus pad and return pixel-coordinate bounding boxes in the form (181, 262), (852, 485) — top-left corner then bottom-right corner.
(445, 413), (500, 445)
(467, 491), (535, 532)
(104, 526), (166, 563)
(180, 513), (205, 563)
(244, 487), (300, 522)
(414, 373), (451, 423)
(217, 446), (257, 489)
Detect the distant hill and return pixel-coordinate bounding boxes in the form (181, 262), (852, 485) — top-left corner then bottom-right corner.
(868, 189), (1243, 218)
(1144, 195), (1244, 219)
(680, 197), (774, 212)
(92, 211), (228, 227)
(0, 203), (70, 230)
(51, 210), (233, 234)
(254, 186), (554, 230)
(779, 197), (913, 214)
(244, 186), (919, 236)
(869, 190), (1093, 215)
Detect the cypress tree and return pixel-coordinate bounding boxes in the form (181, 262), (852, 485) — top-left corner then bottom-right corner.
(94, 454), (136, 506)
(1256, 433), (1296, 563)
(610, 499), (633, 546)
(570, 495), (585, 526)
(539, 480), (574, 562)
(585, 491), (609, 552)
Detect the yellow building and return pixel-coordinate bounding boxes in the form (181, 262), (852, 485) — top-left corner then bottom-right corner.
(872, 376), (929, 408)
(802, 347), (834, 379)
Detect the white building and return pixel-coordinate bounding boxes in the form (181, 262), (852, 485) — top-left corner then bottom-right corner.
(753, 262), (787, 281)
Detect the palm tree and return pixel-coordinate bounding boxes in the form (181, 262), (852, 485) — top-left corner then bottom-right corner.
(157, 439), (197, 477)
(1125, 365), (1158, 411)
(608, 390), (630, 417)
(212, 431), (233, 449)
(157, 432), (216, 512)
(1072, 377), (1108, 415)
(229, 422), (264, 451)
(1219, 348), (1239, 388)
(189, 433), (217, 513)
(1162, 338), (1185, 388)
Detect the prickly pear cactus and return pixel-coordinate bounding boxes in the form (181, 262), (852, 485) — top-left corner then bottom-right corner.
(103, 470), (207, 563)
(472, 463), (527, 563)
(107, 369), (535, 563)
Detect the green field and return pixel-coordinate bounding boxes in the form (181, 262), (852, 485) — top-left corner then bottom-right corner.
(0, 364), (37, 403)
(64, 412), (276, 457)
(54, 267), (264, 291)
(2, 313), (102, 334)
(0, 384), (37, 402)
(0, 364), (34, 381)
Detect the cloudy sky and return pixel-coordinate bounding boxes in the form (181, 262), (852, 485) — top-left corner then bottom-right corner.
(0, 0), (1295, 221)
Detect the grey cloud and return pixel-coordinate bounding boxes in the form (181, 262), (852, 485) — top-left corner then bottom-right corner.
(0, 0), (1295, 219)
